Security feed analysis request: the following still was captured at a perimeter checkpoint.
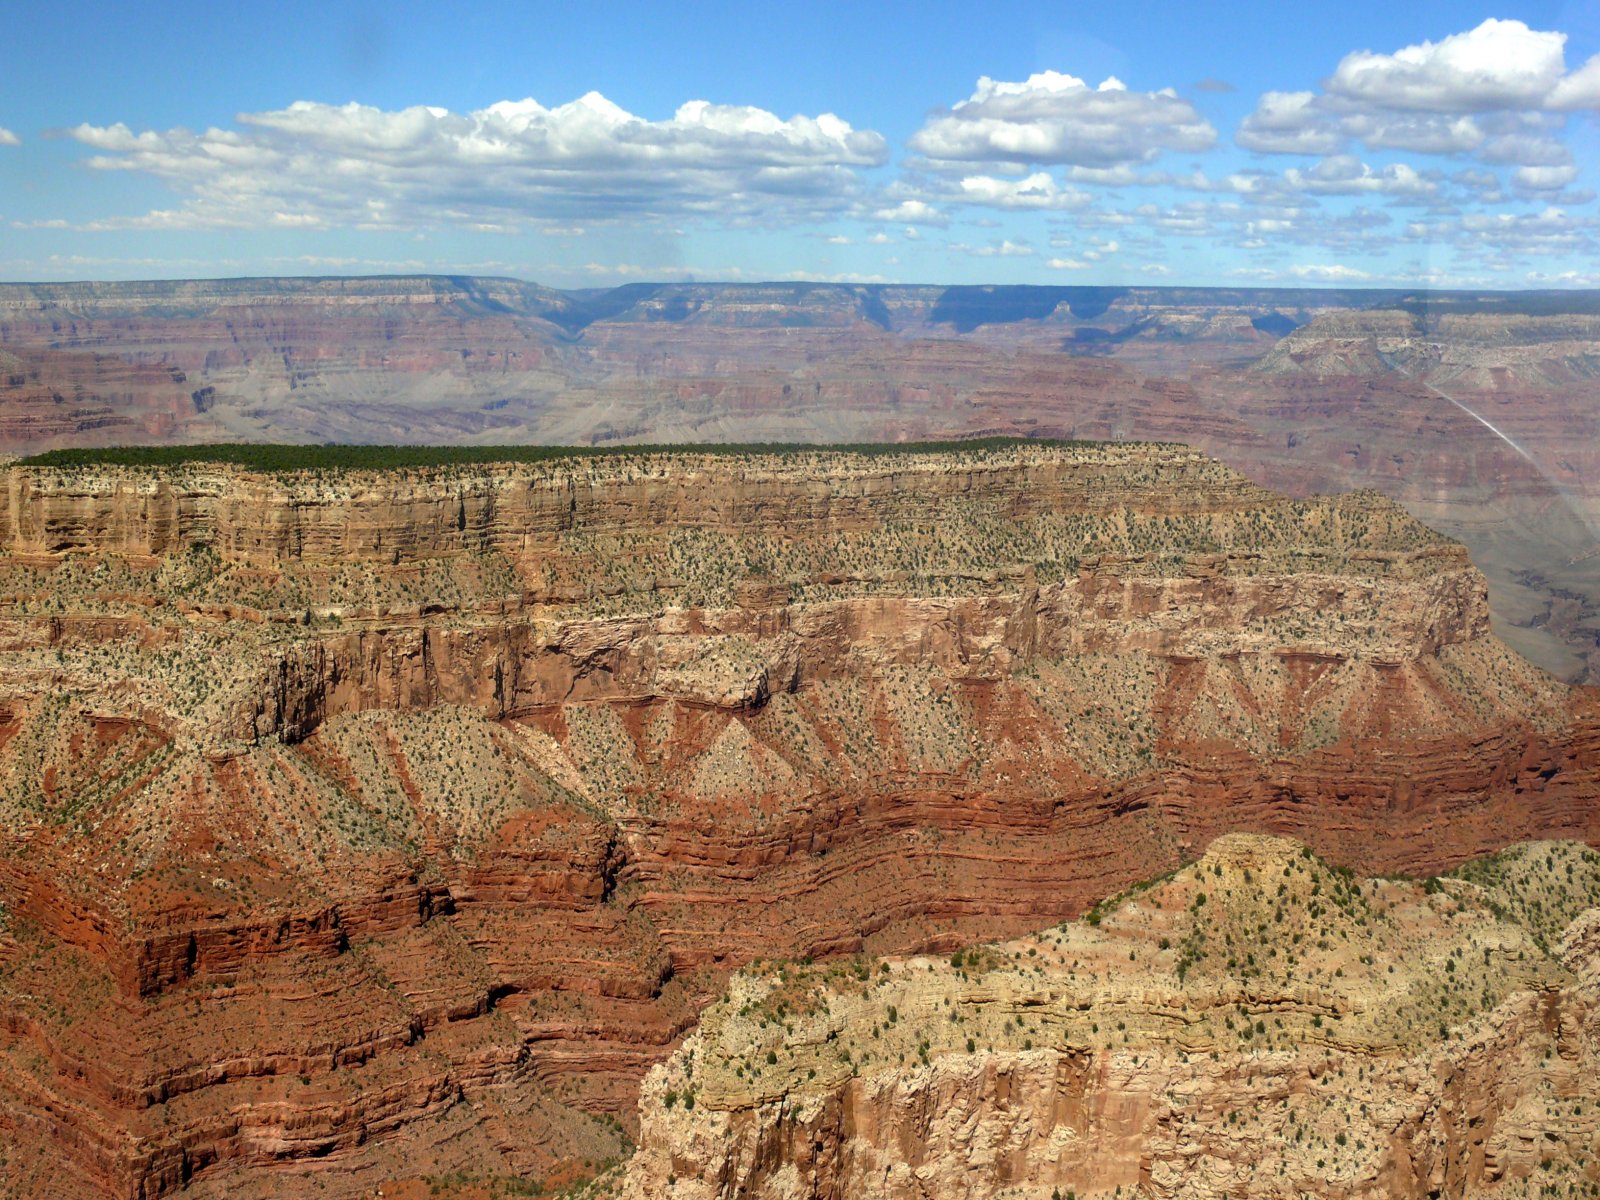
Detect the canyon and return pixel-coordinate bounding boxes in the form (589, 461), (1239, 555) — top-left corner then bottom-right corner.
(2, 277), (1596, 689)
(0, 443), (1596, 1198)
(625, 834), (1600, 1199)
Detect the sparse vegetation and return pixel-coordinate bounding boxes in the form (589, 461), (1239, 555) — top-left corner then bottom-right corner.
(643, 836), (1600, 1196)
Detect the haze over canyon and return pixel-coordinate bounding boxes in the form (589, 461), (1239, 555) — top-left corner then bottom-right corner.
(2, 275), (1598, 689)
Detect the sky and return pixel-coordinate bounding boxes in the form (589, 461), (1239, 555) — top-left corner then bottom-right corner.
(3, 1), (1600, 287)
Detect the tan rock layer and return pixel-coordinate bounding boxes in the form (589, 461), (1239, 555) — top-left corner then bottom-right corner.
(0, 447), (1592, 1199)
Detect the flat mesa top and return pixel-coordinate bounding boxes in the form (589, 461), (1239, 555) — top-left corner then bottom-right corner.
(12, 437), (1189, 477)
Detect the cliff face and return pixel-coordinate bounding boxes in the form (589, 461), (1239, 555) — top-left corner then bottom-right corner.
(623, 836), (1600, 1200)
(3, 276), (1597, 692)
(0, 449), (1280, 561)
(0, 445), (1595, 1199)
(1254, 303), (1600, 388)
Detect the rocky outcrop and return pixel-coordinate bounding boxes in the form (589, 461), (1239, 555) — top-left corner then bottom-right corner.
(0, 446), (1279, 562)
(623, 836), (1600, 1199)
(5, 275), (1600, 684)
(1255, 301), (1600, 388)
(0, 446), (1595, 1199)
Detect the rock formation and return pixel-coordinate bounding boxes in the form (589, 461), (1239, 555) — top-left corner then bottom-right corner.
(0, 443), (1594, 1198)
(623, 835), (1600, 1199)
(3, 277), (1596, 689)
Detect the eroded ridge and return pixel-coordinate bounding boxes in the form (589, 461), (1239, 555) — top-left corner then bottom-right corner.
(0, 444), (1594, 1198)
(626, 836), (1600, 1200)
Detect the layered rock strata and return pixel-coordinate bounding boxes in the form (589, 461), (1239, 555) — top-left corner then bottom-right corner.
(0, 444), (1594, 1198)
(4, 276), (1599, 684)
(623, 836), (1600, 1199)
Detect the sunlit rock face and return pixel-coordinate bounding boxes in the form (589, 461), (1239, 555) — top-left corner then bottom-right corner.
(623, 835), (1600, 1200)
(0, 443), (1596, 1199)
(3, 277), (1598, 686)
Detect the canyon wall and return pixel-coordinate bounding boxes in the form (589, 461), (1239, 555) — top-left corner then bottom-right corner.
(0, 446), (1594, 1198)
(622, 836), (1600, 1199)
(2, 276), (1596, 690)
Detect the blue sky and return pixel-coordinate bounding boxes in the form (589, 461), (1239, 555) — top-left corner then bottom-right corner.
(3, 1), (1600, 286)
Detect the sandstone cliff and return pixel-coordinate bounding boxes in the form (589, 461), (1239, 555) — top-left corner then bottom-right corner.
(623, 835), (1600, 1200)
(4, 276), (1597, 692)
(0, 445), (1594, 1199)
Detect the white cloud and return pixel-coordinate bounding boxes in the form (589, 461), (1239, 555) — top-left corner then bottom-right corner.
(1132, 200), (1227, 237)
(1043, 236), (1118, 266)
(1476, 124), (1572, 167)
(1237, 92), (1345, 155)
(577, 262), (758, 281)
(951, 239), (1035, 258)
(1287, 263), (1373, 281)
(1228, 263), (1375, 282)
(62, 93), (888, 231)
(1405, 206), (1596, 262)
(777, 269), (895, 283)
(1235, 19), (1600, 205)
(1341, 113), (1484, 155)
(1525, 268), (1600, 286)
(1282, 157), (1439, 200)
(1061, 164), (1169, 186)
(1328, 19), (1571, 112)
(1061, 195), (1396, 259)
(955, 172), (1089, 210)
(1514, 163), (1580, 191)
(0, 128), (19, 146)
(867, 169), (1092, 227)
(1549, 55), (1600, 109)
(909, 70), (1215, 170)
(871, 199), (948, 226)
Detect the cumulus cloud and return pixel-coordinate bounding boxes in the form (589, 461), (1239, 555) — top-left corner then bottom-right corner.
(950, 239), (1035, 258)
(1327, 19), (1576, 112)
(62, 93), (888, 231)
(1059, 195), (1400, 259)
(1476, 125), (1571, 166)
(0, 128), (18, 146)
(1282, 157), (1440, 200)
(1405, 206), (1597, 264)
(866, 167), (1094, 223)
(1237, 92), (1346, 156)
(1514, 163), (1580, 191)
(780, 270), (895, 283)
(871, 199), (948, 225)
(1287, 263), (1373, 281)
(1525, 268), (1600, 285)
(909, 70), (1215, 170)
(1234, 18), (1600, 215)
(955, 172), (1090, 210)
(1036, 236), (1113, 270)
(887, 70), (1213, 223)
(1340, 112), (1485, 155)
(1549, 55), (1600, 109)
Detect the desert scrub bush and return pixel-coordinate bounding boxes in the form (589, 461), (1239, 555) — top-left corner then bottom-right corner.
(19, 437), (1112, 474)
